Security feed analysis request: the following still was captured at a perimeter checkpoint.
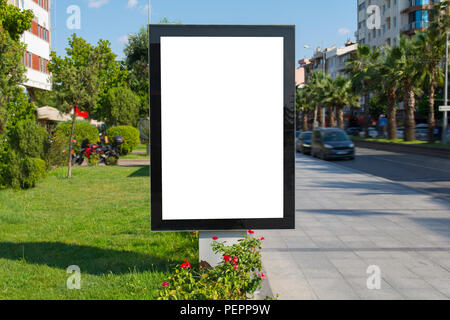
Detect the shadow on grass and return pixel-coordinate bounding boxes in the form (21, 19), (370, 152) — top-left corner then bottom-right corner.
(0, 242), (173, 275)
(128, 166), (150, 178)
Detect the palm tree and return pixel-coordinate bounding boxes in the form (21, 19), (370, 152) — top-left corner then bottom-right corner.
(415, 1), (449, 142)
(396, 36), (422, 141)
(345, 45), (382, 137)
(324, 75), (360, 129)
(376, 46), (405, 140)
(296, 86), (312, 131)
(304, 71), (328, 128)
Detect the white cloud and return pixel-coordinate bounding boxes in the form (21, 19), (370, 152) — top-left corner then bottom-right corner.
(338, 28), (351, 36)
(118, 35), (129, 45)
(127, 0), (138, 9)
(88, 0), (109, 8)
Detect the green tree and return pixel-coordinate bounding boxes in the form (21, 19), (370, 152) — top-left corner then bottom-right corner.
(0, 0), (33, 41)
(0, 0), (33, 134)
(48, 35), (102, 179)
(345, 45), (382, 137)
(296, 86), (313, 131)
(415, 1), (449, 142)
(104, 87), (140, 127)
(324, 75), (360, 129)
(124, 26), (149, 119)
(396, 36), (423, 141)
(304, 71), (329, 128)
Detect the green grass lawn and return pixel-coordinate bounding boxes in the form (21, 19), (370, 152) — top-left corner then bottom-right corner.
(121, 144), (150, 160)
(0, 165), (197, 300)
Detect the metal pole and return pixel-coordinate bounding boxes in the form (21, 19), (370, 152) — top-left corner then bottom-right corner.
(147, 0), (151, 155)
(443, 32), (449, 144)
(322, 51), (326, 127)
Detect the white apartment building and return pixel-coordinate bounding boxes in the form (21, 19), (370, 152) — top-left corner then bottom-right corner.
(303, 41), (358, 82)
(356, 0), (443, 49)
(7, 0), (51, 95)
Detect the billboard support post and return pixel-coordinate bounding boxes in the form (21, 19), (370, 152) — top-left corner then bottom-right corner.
(199, 231), (244, 267)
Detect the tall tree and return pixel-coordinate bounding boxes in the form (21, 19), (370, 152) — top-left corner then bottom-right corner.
(396, 36), (422, 141)
(48, 35), (102, 179)
(416, 1), (449, 141)
(345, 45), (382, 137)
(324, 75), (360, 129)
(296, 86), (312, 131)
(0, 0), (33, 134)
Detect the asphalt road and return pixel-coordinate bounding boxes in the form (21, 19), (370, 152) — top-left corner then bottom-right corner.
(328, 147), (450, 202)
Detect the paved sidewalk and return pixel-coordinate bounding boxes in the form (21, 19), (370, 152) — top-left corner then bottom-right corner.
(259, 154), (450, 300)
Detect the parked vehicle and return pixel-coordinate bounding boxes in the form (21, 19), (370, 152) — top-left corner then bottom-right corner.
(72, 135), (124, 166)
(359, 127), (379, 139)
(346, 127), (360, 137)
(311, 128), (355, 160)
(397, 127), (404, 140)
(296, 131), (313, 155)
(415, 128), (428, 141)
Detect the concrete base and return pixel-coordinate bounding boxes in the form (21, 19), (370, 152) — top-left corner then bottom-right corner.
(199, 231), (245, 267)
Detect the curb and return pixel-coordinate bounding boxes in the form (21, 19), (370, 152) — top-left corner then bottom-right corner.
(353, 140), (450, 159)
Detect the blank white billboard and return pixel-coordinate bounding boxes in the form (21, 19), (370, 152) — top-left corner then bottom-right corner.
(160, 36), (284, 221)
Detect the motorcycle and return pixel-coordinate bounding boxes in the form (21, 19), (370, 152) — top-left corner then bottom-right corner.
(71, 135), (124, 166)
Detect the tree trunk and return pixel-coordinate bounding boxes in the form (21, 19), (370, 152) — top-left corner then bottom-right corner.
(313, 106), (318, 129)
(302, 111), (309, 132)
(364, 91), (370, 137)
(428, 68), (436, 142)
(328, 107), (336, 128)
(387, 88), (398, 140)
(336, 105), (344, 129)
(319, 107), (325, 127)
(67, 112), (76, 179)
(403, 79), (416, 142)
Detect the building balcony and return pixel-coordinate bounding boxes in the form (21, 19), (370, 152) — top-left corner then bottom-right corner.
(401, 21), (429, 35)
(401, 1), (432, 14)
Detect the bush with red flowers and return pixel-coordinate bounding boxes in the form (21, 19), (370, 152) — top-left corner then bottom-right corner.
(158, 233), (266, 300)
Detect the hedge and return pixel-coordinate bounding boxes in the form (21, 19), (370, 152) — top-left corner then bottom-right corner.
(55, 121), (99, 152)
(20, 157), (46, 189)
(7, 119), (49, 159)
(107, 126), (140, 155)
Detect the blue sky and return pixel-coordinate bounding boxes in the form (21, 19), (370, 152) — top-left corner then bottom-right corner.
(54, 0), (357, 65)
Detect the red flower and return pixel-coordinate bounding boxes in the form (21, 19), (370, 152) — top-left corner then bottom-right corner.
(259, 273), (266, 279)
(248, 230), (255, 234)
(180, 261), (191, 269)
(162, 282), (169, 287)
(250, 246), (255, 251)
(233, 265), (239, 270)
(232, 256), (239, 264)
(212, 236), (218, 240)
(223, 254), (232, 262)
(260, 237), (265, 241)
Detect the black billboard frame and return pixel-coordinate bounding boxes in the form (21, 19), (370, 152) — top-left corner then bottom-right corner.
(150, 24), (295, 231)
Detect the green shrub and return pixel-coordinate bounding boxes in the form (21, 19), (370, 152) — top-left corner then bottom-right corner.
(0, 150), (21, 189)
(107, 126), (139, 155)
(20, 157), (46, 189)
(7, 119), (48, 159)
(158, 232), (271, 300)
(55, 121), (99, 153)
(104, 87), (140, 127)
(44, 134), (69, 170)
(88, 153), (99, 166)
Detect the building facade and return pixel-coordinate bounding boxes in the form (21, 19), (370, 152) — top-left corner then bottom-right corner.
(356, 0), (443, 50)
(7, 0), (51, 94)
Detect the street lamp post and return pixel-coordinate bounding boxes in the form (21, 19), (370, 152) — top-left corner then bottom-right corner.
(443, 32), (449, 145)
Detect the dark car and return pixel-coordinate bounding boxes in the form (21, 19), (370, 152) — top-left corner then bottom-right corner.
(346, 127), (360, 137)
(296, 131), (313, 154)
(311, 128), (355, 160)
